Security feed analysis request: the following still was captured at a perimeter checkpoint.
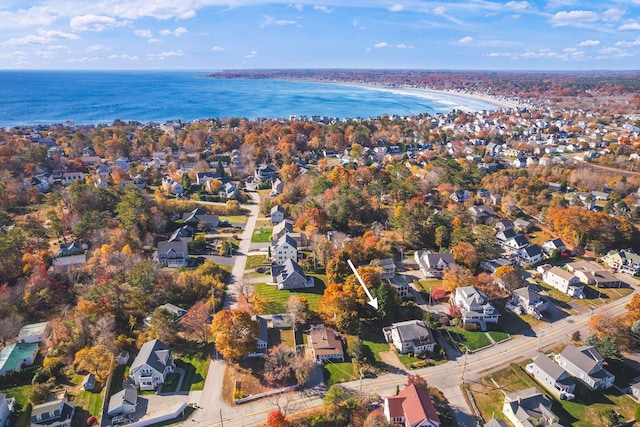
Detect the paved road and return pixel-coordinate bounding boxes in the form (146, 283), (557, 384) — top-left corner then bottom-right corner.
(223, 191), (261, 310)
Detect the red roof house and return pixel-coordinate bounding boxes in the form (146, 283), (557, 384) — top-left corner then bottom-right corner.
(383, 383), (441, 427)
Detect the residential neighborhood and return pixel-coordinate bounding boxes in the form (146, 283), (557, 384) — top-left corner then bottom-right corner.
(1, 87), (640, 427)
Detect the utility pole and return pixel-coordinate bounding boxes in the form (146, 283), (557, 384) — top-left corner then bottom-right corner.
(461, 349), (469, 383)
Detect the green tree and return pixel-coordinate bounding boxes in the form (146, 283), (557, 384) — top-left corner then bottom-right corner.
(434, 226), (450, 251)
(116, 185), (145, 232)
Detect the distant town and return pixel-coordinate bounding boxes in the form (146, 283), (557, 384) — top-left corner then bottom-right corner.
(1, 71), (640, 427)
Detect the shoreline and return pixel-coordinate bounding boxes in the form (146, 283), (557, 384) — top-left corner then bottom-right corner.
(323, 80), (524, 112)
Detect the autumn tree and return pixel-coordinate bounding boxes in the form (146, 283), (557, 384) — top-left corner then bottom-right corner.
(74, 344), (112, 381)
(493, 265), (524, 293)
(146, 308), (179, 344)
(363, 410), (391, 427)
(406, 374), (429, 389)
(451, 241), (479, 272)
(210, 310), (259, 361)
(293, 357), (316, 387)
(434, 226), (450, 251)
(318, 284), (360, 333)
(181, 300), (211, 345)
(442, 264), (475, 292)
(0, 315), (23, 346)
(266, 410), (291, 427)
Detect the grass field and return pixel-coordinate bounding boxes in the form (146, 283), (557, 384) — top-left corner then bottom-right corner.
(323, 361), (356, 385)
(469, 362), (637, 426)
(445, 326), (491, 351)
(487, 330), (510, 343)
(174, 347), (210, 392)
(219, 215), (248, 225)
(253, 278), (326, 313)
(1, 385), (32, 427)
(251, 227), (272, 243)
(246, 254), (268, 269)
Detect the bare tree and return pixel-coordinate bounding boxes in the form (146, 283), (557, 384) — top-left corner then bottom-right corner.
(94, 315), (116, 348)
(0, 315), (23, 346)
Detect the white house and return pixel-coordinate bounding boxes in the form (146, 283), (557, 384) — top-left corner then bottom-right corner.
(17, 322), (50, 344)
(270, 258), (314, 290)
(388, 275), (411, 299)
(373, 258), (396, 279)
(414, 251), (455, 278)
(542, 266), (584, 298)
(31, 398), (75, 427)
(162, 176), (184, 195)
(0, 393), (12, 427)
(129, 339), (175, 391)
(383, 320), (436, 355)
(525, 352), (576, 400)
(270, 205), (285, 225)
(153, 240), (189, 268)
(503, 388), (559, 427)
(517, 244), (543, 265)
(61, 172), (84, 186)
(272, 233), (298, 264)
(554, 345), (615, 390)
(452, 286), (500, 331)
(542, 238), (566, 256)
(107, 388), (137, 417)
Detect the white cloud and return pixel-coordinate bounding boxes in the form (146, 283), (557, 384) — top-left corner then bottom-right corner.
(245, 50), (258, 58)
(433, 6), (446, 15)
(396, 43), (413, 48)
(390, 4), (404, 12)
(602, 8), (624, 22)
(596, 47), (632, 58)
(0, 6), (60, 29)
(374, 42), (390, 48)
(615, 38), (640, 47)
(147, 50), (184, 60)
(2, 29), (79, 46)
(260, 16), (298, 28)
(70, 15), (124, 32)
(289, 4), (304, 12)
(109, 54), (139, 60)
(458, 36), (474, 44)
(314, 5), (332, 13)
(94, 1), (196, 20)
(159, 27), (188, 37)
(66, 56), (100, 63)
(505, 1), (529, 11)
(211, 46), (224, 51)
(578, 39), (600, 46)
(619, 22), (640, 31)
(549, 10), (598, 27)
(149, 39), (160, 44)
(134, 29), (153, 38)
(486, 52), (512, 57)
(87, 44), (110, 52)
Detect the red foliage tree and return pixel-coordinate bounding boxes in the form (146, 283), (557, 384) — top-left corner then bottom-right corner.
(266, 410), (290, 427)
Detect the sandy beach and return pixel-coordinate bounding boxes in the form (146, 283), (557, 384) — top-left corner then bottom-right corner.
(330, 81), (523, 112)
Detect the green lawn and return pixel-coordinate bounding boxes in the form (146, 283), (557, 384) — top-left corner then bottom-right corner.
(246, 254), (268, 269)
(251, 227), (273, 243)
(445, 326), (491, 351)
(159, 373), (180, 393)
(219, 215), (248, 225)
(488, 330), (510, 343)
(1, 384), (32, 427)
(253, 278), (325, 313)
(397, 353), (424, 368)
(322, 361), (356, 385)
(174, 347), (210, 392)
(358, 325), (391, 367)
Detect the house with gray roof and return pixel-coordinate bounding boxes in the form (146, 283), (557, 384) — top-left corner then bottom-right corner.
(18, 322), (50, 344)
(484, 419), (508, 427)
(372, 258), (396, 279)
(271, 219), (294, 242)
(272, 234), (298, 264)
(270, 258), (313, 290)
(30, 398), (75, 427)
(168, 225), (195, 243)
(387, 275), (411, 299)
(253, 315), (268, 353)
(542, 238), (566, 256)
(153, 240), (189, 268)
(511, 286), (548, 320)
(383, 320), (436, 355)
(182, 208), (219, 229)
(525, 352), (575, 400)
(452, 286), (500, 331)
(502, 387), (561, 427)
(270, 205), (285, 225)
(469, 205), (498, 225)
(542, 267), (584, 298)
(414, 250), (455, 278)
(129, 339), (175, 391)
(554, 345), (615, 390)
(602, 249), (640, 276)
(107, 388), (137, 417)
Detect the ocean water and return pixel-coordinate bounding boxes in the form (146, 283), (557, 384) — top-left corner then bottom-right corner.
(0, 71), (500, 127)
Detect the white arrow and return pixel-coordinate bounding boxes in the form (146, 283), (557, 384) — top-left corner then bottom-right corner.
(347, 259), (379, 310)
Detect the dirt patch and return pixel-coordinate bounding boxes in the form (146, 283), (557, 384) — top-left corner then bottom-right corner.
(378, 351), (405, 371)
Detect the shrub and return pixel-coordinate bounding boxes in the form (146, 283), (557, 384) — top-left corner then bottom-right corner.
(28, 384), (50, 405)
(462, 323), (481, 332)
(431, 288), (447, 300)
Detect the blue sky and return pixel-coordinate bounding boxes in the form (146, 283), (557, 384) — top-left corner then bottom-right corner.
(2, 0), (640, 70)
